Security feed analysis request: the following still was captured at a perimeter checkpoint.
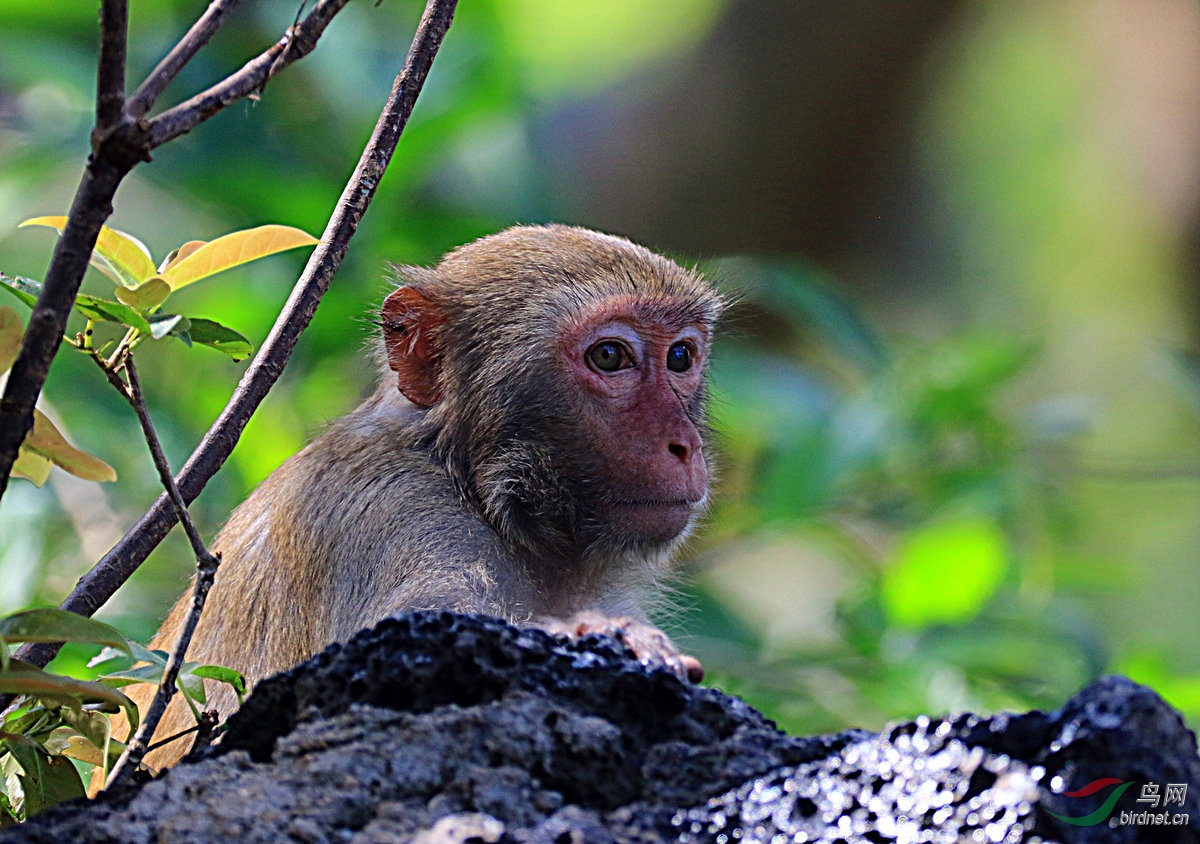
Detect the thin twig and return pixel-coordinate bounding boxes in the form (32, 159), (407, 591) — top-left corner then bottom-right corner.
(105, 545), (218, 787)
(128, 0), (245, 119)
(96, 0), (129, 132)
(122, 355), (215, 563)
(148, 0), (351, 147)
(104, 352), (220, 787)
(13, 0), (459, 671)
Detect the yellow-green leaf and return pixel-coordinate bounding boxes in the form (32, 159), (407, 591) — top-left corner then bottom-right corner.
(0, 306), (22, 373)
(882, 518), (1007, 628)
(160, 224), (318, 290)
(52, 708), (111, 763)
(50, 733), (106, 768)
(23, 409), (116, 483)
(114, 277), (171, 311)
(158, 240), (207, 274)
(12, 449), (52, 487)
(20, 217), (157, 287)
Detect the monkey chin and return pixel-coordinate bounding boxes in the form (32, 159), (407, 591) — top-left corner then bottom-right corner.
(607, 499), (698, 545)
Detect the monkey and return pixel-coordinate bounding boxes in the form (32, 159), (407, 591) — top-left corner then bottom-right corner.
(128, 224), (724, 770)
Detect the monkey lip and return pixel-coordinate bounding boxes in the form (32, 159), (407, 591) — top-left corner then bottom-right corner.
(613, 497), (699, 511)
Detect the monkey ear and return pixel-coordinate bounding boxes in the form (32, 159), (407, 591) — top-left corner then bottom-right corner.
(381, 287), (446, 408)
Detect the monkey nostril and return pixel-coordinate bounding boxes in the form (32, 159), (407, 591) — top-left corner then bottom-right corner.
(668, 442), (689, 461)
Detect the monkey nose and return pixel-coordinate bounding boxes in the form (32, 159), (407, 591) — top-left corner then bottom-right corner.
(667, 441), (691, 462)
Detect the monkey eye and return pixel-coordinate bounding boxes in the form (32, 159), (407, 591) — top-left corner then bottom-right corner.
(666, 342), (693, 373)
(587, 340), (633, 373)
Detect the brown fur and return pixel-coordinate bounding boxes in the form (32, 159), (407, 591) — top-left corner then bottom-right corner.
(128, 225), (723, 770)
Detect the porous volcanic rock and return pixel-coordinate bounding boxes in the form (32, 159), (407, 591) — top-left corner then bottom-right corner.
(3, 612), (1198, 843)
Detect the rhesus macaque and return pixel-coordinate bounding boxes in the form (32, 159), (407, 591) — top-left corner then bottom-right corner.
(134, 225), (723, 769)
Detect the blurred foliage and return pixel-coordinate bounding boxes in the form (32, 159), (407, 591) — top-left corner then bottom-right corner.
(678, 259), (1117, 734)
(0, 608), (244, 822)
(0, 0), (1197, 741)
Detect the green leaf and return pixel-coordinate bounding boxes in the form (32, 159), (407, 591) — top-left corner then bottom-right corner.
(0, 784), (18, 825)
(0, 274), (41, 310)
(98, 663), (164, 688)
(190, 665), (247, 698)
(88, 641), (165, 670)
(881, 518), (1007, 628)
(0, 609), (129, 652)
(20, 217), (157, 287)
(0, 733), (86, 818)
(73, 295), (153, 334)
(128, 643), (168, 667)
(177, 670), (206, 704)
(159, 224), (318, 290)
(0, 661), (138, 729)
(186, 318), (253, 361)
(147, 313), (188, 340)
(114, 277), (171, 311)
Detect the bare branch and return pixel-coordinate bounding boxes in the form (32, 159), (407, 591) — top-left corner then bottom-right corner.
(105, 542), (218, 788)
(123, 354), (216, 563)
(103, 352), (221, 787)
(128, 0), (246, 120)
(148, 0), (351, 147)
(96, 0), (129, 131)
(13, 0), (460, 670)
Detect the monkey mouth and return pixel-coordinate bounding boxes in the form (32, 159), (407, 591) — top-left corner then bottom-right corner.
(613, 498), (697, 510)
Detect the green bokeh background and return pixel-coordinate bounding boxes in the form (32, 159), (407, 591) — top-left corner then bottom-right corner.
(1, 0), (1197, 735)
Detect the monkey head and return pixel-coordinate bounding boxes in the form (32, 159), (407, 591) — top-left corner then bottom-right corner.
(381, 225), (724, 565)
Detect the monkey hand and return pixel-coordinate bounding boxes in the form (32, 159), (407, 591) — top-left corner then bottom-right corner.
(540, 610), (704, 683)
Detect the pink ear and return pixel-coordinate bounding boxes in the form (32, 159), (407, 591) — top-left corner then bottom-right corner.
(381, 287), (445, 408)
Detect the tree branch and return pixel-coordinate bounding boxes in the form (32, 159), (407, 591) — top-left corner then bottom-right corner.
(96, 0), (129, 132)
(0, 157), (135, 505)
(0, 0), (361, 508)
(13, 0), (460, 670)
(128, 0), (245, 120)
(148, 0), (351, 147)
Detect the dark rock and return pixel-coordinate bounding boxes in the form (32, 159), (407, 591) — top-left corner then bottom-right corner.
(3, 612), (1197, 843)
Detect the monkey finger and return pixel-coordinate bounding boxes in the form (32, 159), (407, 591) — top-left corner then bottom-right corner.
(543, 611), (704, 683)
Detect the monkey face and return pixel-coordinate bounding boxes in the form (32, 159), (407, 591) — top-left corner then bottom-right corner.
(557, 295), (712, 547)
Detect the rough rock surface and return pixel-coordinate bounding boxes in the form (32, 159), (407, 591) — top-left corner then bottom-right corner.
(4, 612), (1198, 843)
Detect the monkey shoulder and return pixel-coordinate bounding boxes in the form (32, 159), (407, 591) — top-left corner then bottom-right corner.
(276, 402), (528, 618)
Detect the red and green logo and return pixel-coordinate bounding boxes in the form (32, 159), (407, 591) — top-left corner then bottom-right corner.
(1045, 778), (1135, 826)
